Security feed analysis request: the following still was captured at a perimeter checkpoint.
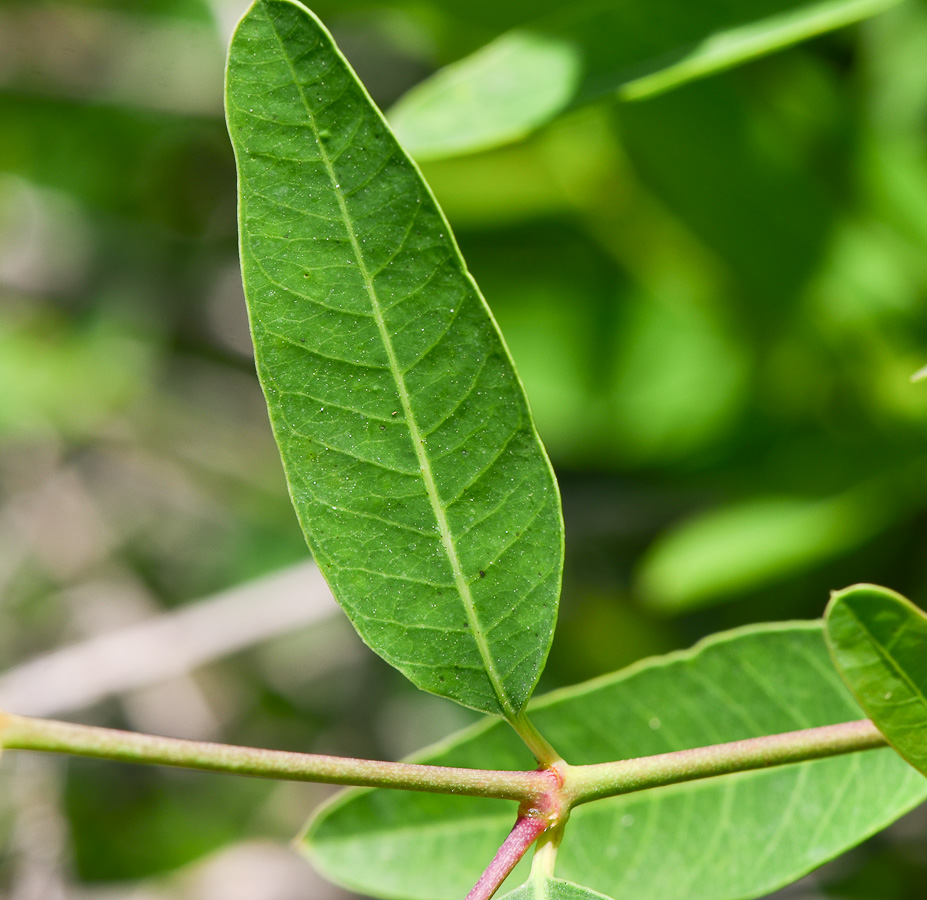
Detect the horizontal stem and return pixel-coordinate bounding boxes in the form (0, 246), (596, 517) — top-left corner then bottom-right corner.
(0, 714), (891, 812)
(566, 719), (887, 805)
(0, 712), (546, 802)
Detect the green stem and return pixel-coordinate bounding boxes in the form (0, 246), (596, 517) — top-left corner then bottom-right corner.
(564, 719), (886, 806)
(511, 711), (562, 766)
(0, 712), (544, 802)
(0, 714), (890, 811)
(530, 821), (565, 884)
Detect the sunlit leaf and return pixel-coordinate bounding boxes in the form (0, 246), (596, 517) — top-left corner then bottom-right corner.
(826, 583), (927, 777)
(304, 623), (926, 900)
(225, 0), (563, 717)
(389, 0), (902, 159)
(605, 288), (748, 463)
(0, 309), (151, 439)
(636, 486), (903, 612)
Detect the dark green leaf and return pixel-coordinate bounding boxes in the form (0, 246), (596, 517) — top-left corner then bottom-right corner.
(225, 0), (563, 717)
(0, 94), (228, 222)
(615, 74), (835, 305)
(304, 623), (926, 900)
(826, 583), (927, 777)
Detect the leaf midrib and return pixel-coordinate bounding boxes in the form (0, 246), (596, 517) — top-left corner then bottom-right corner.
(262, 1), (514, 719)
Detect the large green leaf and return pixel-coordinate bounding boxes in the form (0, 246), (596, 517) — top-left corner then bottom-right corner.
(225, 0), (563, 718)
(304, 623), (927, 900)
(501, 878), (614, 900)
(388, 0), (902, 160)
(826, 583), (927, 777)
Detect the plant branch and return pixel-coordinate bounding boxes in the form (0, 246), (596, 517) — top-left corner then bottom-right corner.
(466, 815), (549, 900)
(0, 562), (340, 719)
(0, 712), (547, 802)
(0, 713), (892, 812)
(564, 719), (887, 805)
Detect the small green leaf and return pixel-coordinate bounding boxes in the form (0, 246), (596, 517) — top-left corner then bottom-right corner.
(389, 0), (903, 160)
(501, 878), (614, 900)
(826, 583), (927, 777)
(304, 623), (926, 900)
(225, 0), (563, 718)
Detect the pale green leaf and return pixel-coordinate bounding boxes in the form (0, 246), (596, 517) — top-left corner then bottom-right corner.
(389, 0), (902, 160)
(826, 583), (927, 777)
(225, 0), (563, 717)
(501, 878), (614, 900)
(636, 486), (902, 612)
(303, 623), (926, 900)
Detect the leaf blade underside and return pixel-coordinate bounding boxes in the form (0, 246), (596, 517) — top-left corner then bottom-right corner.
(304, 622), (927, 900)
(225, 0), (563, 718)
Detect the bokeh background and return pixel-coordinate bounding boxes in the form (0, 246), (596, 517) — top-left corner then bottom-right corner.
(1, 0), (927, 897)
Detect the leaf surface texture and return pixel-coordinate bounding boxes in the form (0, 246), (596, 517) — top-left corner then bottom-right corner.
(226, 0), (563, 717)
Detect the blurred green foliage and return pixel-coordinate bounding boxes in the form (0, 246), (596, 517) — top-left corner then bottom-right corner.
(1, 0), (927, 897)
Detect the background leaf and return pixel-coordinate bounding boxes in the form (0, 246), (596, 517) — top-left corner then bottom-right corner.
(826, 583), (927, 776)
(304, 622), (927, 900)
(388, 0), (902, 159)
(225, 0), (563, 718)
(636, 482), (907, 612)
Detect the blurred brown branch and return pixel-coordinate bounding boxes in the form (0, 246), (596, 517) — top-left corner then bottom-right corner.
(0, 562), (340, 719)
